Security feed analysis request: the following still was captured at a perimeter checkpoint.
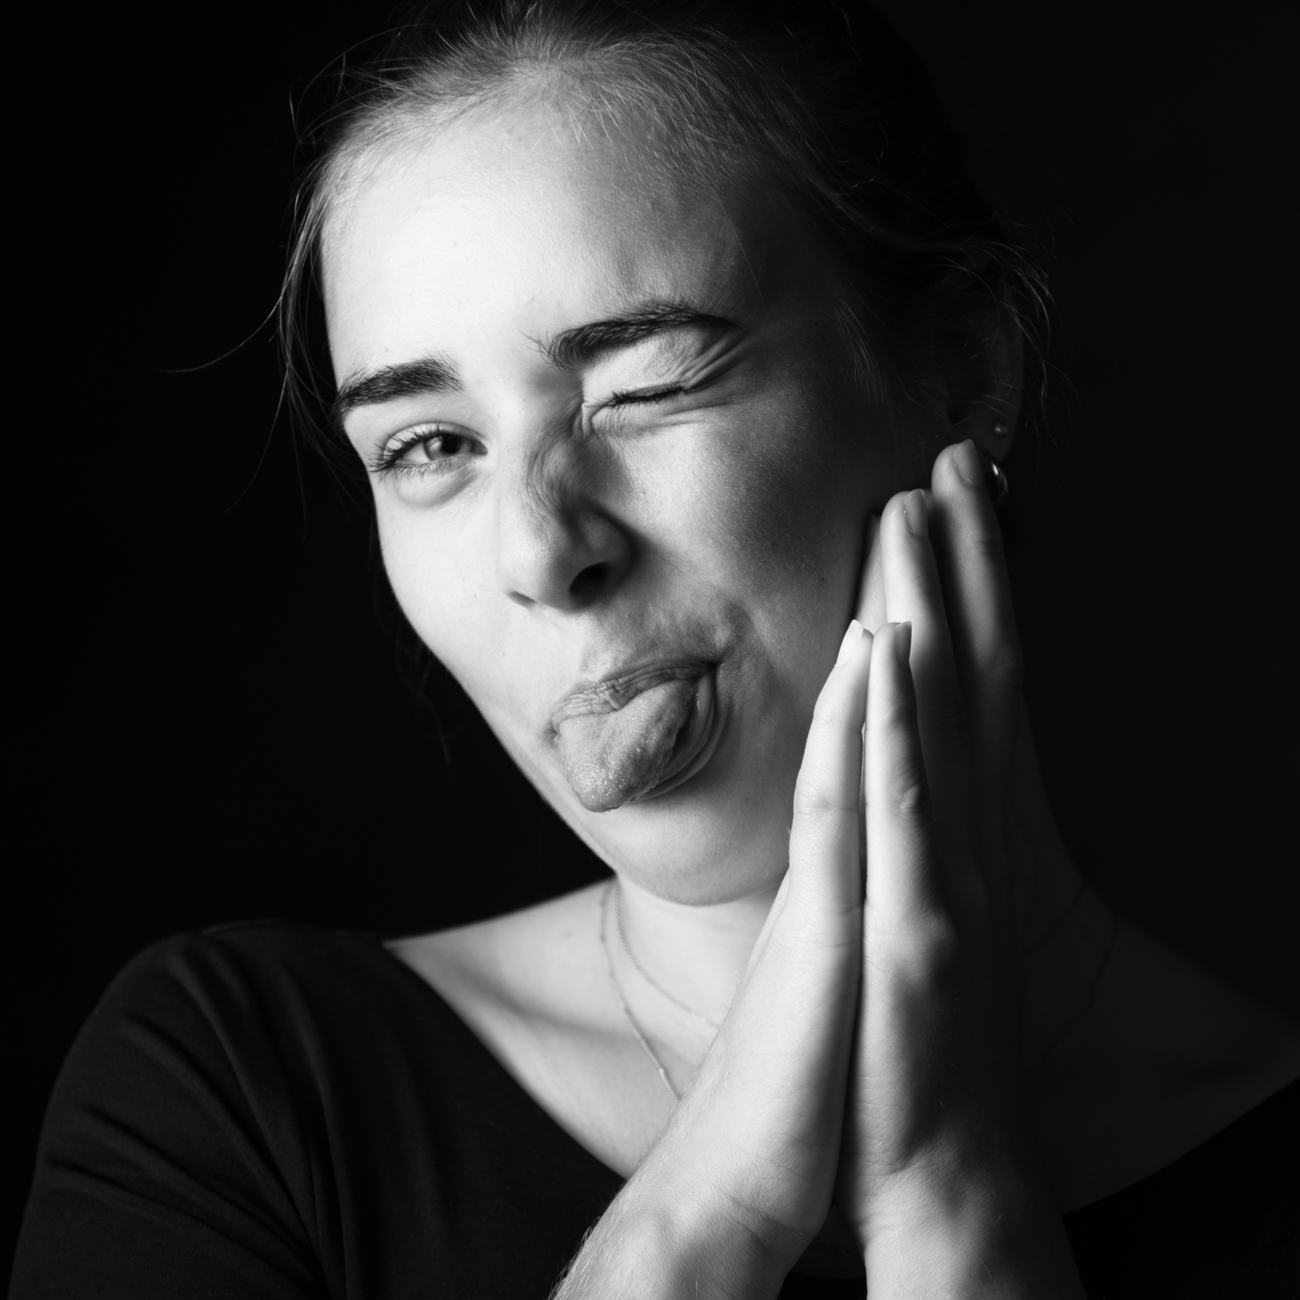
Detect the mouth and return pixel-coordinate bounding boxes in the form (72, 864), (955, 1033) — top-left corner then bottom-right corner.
(551, 662), (719, 812)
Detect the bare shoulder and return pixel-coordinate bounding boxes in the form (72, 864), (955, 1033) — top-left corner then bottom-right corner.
(1036, 909), (1300, 1210)
(388, 881), (612, 1030)
(384, 882), (660, 1172)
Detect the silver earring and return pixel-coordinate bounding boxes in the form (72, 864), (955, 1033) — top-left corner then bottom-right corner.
(992, 422), (1012, 439)
(977, 447), (1010, 509)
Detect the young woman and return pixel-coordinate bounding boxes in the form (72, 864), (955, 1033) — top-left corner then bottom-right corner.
(15, 3), (1299, 1296)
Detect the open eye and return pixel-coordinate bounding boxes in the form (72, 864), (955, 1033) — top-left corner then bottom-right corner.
(370, 425), (484, 478)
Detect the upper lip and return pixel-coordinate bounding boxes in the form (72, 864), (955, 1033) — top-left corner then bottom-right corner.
(549, 658), (713, 730)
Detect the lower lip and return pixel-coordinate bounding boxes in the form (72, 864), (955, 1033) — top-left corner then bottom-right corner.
(631, 667), (720, 803)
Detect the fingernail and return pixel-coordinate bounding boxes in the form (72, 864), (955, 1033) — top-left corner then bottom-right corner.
(953, 439), (983, 489)
(903, 490), (928, 537)
(894, 621), (913, 666)
(837, 618), (864, 665)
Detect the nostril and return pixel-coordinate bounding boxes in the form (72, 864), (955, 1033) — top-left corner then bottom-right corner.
(495, 490), (632, 610)
(569, 563), (609, 603)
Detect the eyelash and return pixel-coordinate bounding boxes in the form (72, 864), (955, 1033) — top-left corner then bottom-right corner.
(369, 385), (688, 478)
(369, 425), (480, 478)
(608, 385), (686, 407)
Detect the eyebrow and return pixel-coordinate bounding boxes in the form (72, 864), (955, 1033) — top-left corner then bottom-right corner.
(331, 300), (739, 424)
(541, 301), (740, 370)
(332, 355), (459, 426)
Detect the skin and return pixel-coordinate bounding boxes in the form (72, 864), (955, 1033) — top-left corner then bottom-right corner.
(329, 97), (884, 912)
(327, 87), (1300, 1294)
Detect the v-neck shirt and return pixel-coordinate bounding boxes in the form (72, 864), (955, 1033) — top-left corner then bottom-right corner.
(13, 923), (1298, 1298)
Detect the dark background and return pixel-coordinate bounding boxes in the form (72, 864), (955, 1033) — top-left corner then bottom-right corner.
(10, 0), (1297, 1272)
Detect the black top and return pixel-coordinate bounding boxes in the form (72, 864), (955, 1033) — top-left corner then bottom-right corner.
(11, 923), (1299, 1299)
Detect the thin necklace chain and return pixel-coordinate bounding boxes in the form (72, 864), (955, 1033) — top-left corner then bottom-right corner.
(599, 882), (680, 1101)
(613, 880), (722, 1031)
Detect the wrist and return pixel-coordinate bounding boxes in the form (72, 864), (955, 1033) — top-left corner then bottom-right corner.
(865, 1165), (1083, 1299)
(557, 1174), (809, 1300)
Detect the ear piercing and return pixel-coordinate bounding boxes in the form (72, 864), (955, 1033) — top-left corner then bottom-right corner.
(992, 422), (1012, 438)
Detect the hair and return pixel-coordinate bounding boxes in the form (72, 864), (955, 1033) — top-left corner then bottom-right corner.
(279, 0), (1047, 464)
(277, 0), (1048, 776)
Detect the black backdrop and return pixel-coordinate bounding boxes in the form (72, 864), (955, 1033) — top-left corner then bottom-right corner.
(10, 0), (1297, 1272)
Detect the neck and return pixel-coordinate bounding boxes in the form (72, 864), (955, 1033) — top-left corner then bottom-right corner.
(614, 873), (776, 1027)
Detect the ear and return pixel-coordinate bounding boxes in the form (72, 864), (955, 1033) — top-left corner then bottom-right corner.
(933, 294), (1023, 459)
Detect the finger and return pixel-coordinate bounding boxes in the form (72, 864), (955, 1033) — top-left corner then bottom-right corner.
(878, 488), (975, 860)
(787, 619), (873, 923)
(853, 513), (887, 633)
(930, 440), (1023, 797)
(863, 621), (951, 933)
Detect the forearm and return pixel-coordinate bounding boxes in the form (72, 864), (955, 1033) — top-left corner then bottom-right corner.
(554, 1174), (803, 1300)
(866, 1168), (1084, 1300)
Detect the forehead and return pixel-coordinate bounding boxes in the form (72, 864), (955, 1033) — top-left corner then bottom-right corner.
(322, 95), (792, 381)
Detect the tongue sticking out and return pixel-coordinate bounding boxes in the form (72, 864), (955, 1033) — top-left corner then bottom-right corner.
(556, 677), (698, 812)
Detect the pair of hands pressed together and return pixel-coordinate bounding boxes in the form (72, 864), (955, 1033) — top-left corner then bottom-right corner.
(561, 440), (1087, 1298)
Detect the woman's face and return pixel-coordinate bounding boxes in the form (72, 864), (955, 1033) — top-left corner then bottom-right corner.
(326, 95), (898, 903)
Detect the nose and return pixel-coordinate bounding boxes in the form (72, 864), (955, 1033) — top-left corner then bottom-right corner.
(494, 438), (633, 611)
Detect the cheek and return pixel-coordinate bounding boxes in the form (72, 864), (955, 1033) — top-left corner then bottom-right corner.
(371, 378), (875, 716)
(374, 497), (558, 736)
(374, 504), (487, 669)
(636, 391), (872, 614)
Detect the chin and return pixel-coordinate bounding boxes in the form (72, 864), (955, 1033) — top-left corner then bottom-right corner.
(556, 742), (800, 906)
(484, 648), (814, 904)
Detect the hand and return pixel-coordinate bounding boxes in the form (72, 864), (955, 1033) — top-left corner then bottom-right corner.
(838, 444), (1085, 1295)
(853, 443), (1088, 1003)
(558, 620), (877, 1297)
(918, 446), (1114, 1079)
(560, 441), (1087, 1298)
(917, 445), (1300, 1214)
(855, 444), (1123, 1185)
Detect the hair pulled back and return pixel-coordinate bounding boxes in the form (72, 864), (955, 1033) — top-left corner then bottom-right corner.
(281, 0), (1045, 450)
